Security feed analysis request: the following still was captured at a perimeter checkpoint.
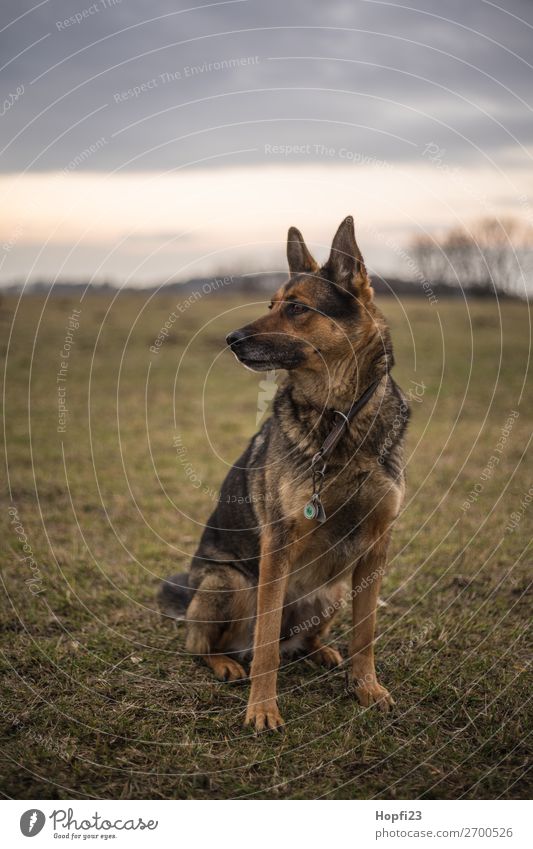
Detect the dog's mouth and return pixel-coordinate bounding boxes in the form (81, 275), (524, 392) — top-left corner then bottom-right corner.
(226, 329), (309, 372)
(228, 344), (306, 372)
(233, 347), (297, 372)
(237, 355), (277, 372)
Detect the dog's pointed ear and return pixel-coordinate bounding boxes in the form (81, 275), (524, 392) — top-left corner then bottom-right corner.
(287, 227), (319, 276)
(326, 216), (372, 299)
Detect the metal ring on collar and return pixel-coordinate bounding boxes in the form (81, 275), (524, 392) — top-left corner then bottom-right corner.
(333, 410), (350, 427)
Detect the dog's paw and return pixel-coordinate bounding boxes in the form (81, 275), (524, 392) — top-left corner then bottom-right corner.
(311, 645), (343, 669)
(346, 674), (395, 712)
(245, 698), (285, 732)
(211, 656), (246, 682)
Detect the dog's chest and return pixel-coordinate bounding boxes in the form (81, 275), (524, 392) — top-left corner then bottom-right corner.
(282, 472), (370, 590)
(289, 517), (361, 592)
(280, 465), (402, 597)
(281, 465), (371, 533)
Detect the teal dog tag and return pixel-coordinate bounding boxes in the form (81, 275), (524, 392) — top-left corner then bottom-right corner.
(303, 495), (326, 523)
(304, 500), (317, 520)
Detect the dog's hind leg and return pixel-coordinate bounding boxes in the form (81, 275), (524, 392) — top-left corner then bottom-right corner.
(185, 567), (255, 682)
(284, 583), (345, 669)
(201, 653), (246, 682)
(157, 572), (193, 619)
(306, 631), (343, 669)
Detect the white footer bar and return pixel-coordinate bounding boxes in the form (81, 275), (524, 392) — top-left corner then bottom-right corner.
(3, 799), (530, 848)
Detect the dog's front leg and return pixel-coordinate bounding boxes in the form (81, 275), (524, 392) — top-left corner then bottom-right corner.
(245, 532), (290, 732)
(347, 534), (395, 712)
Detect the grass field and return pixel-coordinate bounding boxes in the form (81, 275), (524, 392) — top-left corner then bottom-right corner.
(1, 288), (531, 800)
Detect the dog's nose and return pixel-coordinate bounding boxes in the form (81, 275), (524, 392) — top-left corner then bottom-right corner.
(226, 329), (246, 347)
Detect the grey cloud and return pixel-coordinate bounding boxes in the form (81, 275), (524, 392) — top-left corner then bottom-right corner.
(0, 0), (532, 173)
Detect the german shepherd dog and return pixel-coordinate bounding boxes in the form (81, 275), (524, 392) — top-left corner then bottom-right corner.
(159, 216), (409, 731)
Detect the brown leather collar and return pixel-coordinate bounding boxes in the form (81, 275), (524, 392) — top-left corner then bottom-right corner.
(303, 375), (384, 524)
(311, 376), (383, 468)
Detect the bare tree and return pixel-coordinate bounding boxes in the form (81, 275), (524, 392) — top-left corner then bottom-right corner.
(409, 233), (445, 286)
(409, 217), (533, 296)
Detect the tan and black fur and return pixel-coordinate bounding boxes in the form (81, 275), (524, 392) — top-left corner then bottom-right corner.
(159, 216), (409, 731)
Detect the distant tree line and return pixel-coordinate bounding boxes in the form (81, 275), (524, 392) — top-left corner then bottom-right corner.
(3, 217), (532, 300)
(409, 217), (533, 297)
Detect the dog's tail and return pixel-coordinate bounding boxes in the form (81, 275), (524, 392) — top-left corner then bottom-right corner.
(157, 572), (193, 620)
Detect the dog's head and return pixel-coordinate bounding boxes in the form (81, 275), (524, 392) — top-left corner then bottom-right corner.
(226, 216), (383, 373)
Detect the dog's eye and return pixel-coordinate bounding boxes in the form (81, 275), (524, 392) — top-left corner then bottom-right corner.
(287, 302), (309, 317)
(268, 302), (273, 310)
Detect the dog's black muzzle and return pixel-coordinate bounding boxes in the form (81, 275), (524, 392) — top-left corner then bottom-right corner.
(226, 326), (306, 372)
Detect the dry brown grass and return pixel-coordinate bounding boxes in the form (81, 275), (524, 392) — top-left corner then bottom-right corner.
(1, 290), (531, 799)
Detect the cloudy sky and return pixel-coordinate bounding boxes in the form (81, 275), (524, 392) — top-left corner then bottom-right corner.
(1, 0), (532, 284)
